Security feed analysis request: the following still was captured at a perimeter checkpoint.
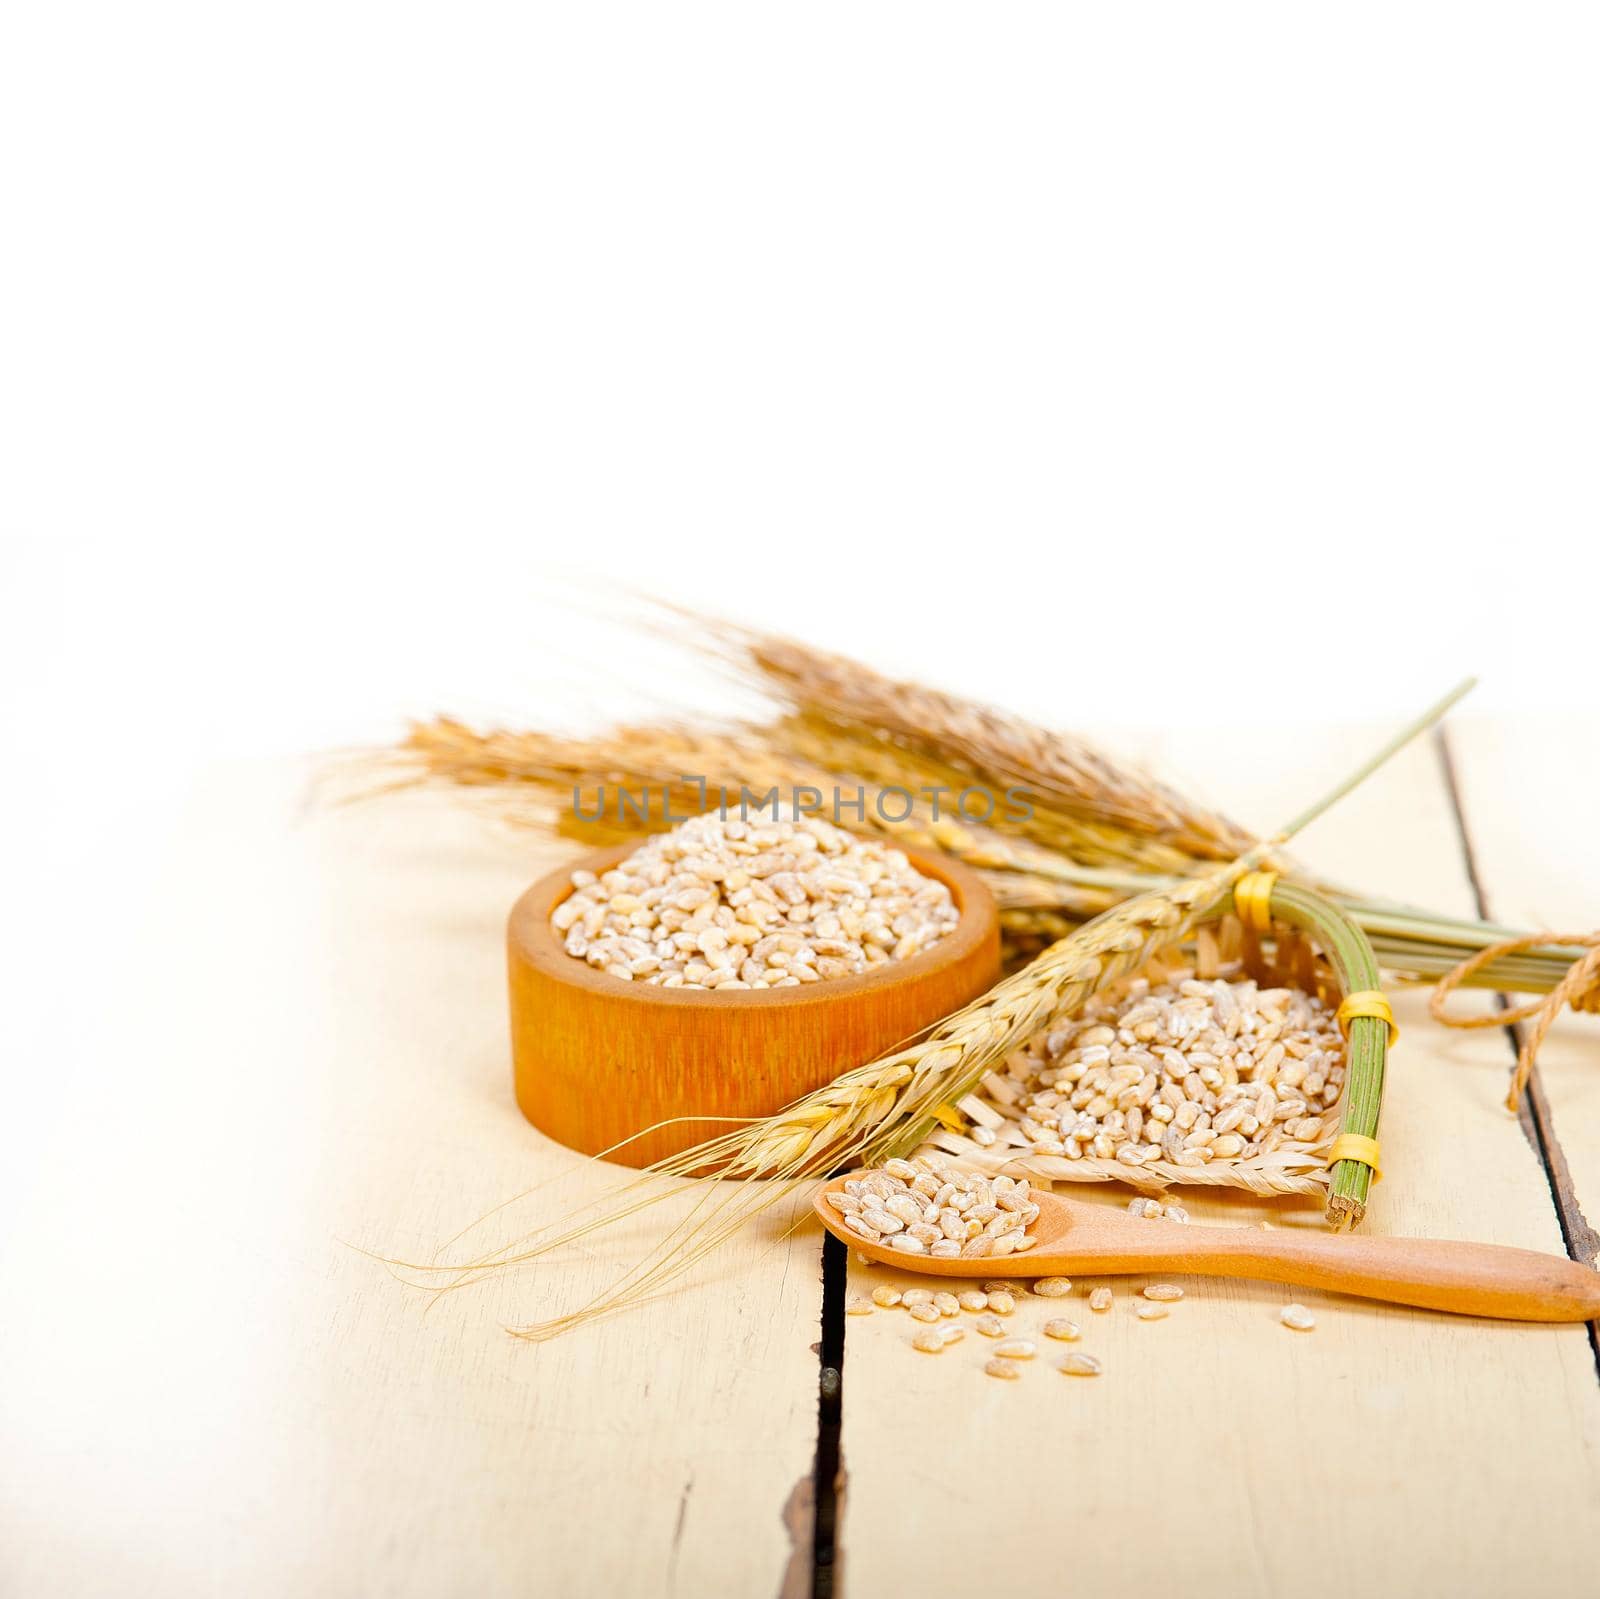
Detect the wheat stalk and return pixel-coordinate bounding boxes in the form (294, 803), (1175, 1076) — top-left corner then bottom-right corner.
(716, 855), (1256, 1182)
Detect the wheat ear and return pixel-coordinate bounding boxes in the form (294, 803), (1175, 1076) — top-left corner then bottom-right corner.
(704, 624), (1256, 860)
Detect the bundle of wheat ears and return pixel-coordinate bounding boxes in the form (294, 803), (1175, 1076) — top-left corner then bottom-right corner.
(358, 619), (1595, 1335)
(373, 619), (1588, 1011)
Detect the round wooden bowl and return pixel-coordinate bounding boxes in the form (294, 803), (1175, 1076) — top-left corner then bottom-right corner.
(507, 842), (1001, 1168)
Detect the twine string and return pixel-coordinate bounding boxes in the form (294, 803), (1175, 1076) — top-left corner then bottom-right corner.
(1430, 932), (1600, 1112)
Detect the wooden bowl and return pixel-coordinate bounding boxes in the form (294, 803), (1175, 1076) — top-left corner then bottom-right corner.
(507, 841), (1001, 1167)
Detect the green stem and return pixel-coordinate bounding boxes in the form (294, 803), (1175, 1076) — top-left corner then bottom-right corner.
(996, 864), (1582, 995)
(1238, 882), (1388, 1229)
(1269, 679), (1476, 841)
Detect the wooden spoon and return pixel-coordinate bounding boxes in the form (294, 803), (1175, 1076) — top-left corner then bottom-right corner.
(814, 1175), (1600, 1322)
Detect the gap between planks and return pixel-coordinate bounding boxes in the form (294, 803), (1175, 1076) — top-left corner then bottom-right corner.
(810, 1233), (848, 1599)
(1435, 726), (1600, 1380)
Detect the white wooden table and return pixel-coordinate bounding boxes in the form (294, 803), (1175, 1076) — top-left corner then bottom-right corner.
(4, 719), (1597, 1598)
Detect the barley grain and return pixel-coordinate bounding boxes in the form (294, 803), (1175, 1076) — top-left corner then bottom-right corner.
(1143, 1284), (1184, 1302)
(826, 1157), (1036, 1262)
(984, 1358), (1023, 1380)
(1059, 1353), (1103, 1377)
(1280, 1303), (1317, 1331)
(1043, 1318), (1081, 1341)
(556, 813), (959, 989)
(992, 1338), (1036, 1359)
(1088, 1287), (1113, 1313)
(1033, 1277), (1073, 1298)
(969, 969), (1346, 1180)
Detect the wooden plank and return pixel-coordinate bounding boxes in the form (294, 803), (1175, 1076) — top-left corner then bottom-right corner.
(0, 773), (824, 1598)
(1444, 717), (1600, 1265)
(837, 724), (1600, 1599)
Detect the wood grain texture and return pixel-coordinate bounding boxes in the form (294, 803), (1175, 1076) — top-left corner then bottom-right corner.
(509, 843), (999, 1165)
(1445, 717), (1600, 1266)
(8, 722), (1599, 1599)
(837, 725), (1600, 1599)
(0, 774), (825, 1599)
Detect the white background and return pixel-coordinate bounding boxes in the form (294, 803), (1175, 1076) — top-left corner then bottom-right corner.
(3, 8), (1598, 1589)
(5, 3), (1597, 765)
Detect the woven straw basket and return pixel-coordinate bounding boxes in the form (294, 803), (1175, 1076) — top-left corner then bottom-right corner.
(918, 878), (1393, 1228)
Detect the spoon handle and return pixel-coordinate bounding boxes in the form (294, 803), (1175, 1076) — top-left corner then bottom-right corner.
(1051, 1227), (1600, 1322)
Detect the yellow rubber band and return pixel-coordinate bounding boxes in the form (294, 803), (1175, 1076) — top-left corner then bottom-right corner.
(1336, 989), (1399, 1047)
(1327, 1132), (1383, 1180)
(1234, 871), (1279, 935)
